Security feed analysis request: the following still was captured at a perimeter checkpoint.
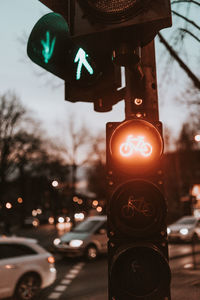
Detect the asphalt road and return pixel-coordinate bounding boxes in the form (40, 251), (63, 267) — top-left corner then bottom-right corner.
(38, 251), (200, 300)
(39, 256), (108, 300)
(11, 224), (200, 300)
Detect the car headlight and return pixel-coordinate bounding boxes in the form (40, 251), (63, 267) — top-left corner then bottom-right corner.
(53, 238), (61, 246)
(167, 227), (171, 234)
(69, 239), (83, 248)
(180, 228), (189, 235)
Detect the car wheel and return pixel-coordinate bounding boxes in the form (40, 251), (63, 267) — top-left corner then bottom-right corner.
(14, 273), (41, 300)
(85, 245), (98, 261)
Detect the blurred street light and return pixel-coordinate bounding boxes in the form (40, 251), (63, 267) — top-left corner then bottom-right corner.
(17, 197), (23, 204)
(58, 216), (65, 223)
(5, 202), (12, 209)
(37, 208), (42, 214)
(74, 212), (85, 221)
(32, 209), (37, 217)
(48, 217), (54, 224)
(52, 180), (59, 187)
(194, 134), (200, 142)
(96, 206), (102, 213)
(92, 200), (98, 207)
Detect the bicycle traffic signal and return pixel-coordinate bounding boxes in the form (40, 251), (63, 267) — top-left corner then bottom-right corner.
(106, 118), (171, 300)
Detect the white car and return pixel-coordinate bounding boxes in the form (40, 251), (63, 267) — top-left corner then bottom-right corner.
(0, 236), (56, 300)
(167, 216), (200, 242)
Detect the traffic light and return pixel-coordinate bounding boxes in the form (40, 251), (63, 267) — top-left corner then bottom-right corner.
(27, 10), (123, 111)
(27, 12), (70, 79)
(27, 0), (171, 112)
(106, 118), (171, 300)
(27, 12), (101, 83)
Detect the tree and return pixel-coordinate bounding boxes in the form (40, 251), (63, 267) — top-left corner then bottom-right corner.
(0, 92), (71, 228)
(87, 131), (107, 200)
(164, 122), (200, 219)
(53, 114), (94, 223)
(0, 92), (27, 197)
(158, 0), (200, 89)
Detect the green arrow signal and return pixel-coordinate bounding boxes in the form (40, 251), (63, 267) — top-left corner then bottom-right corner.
(41, 31), (56, 64)
(27, 12), (70, 79)
(74, 48), (94, 80)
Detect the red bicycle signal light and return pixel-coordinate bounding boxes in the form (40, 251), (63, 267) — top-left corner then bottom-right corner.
(109, 119), (163, 173)
(119, 135), (153, 157)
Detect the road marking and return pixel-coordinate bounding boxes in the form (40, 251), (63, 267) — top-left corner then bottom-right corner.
(61, 279), (71, 285)
(65, 273), (76, 279)
(70, 268), (80, 274)
(48, 262), (85, 299)
(54, 285), (67, 292)
(48, 292), (62, 299)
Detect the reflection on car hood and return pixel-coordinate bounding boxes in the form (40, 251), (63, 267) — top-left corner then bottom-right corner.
(169, 224), (194, 231)
(60, 232), (90, 242)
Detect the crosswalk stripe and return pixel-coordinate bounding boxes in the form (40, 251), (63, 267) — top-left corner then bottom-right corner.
(54, 285), (68, 292)
(48, 292), (62, 299)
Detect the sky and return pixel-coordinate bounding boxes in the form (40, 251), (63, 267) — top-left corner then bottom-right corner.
(0, 0), (199, 142)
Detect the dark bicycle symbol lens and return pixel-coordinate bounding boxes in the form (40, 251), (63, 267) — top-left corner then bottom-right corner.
(122, 195), (153, 218)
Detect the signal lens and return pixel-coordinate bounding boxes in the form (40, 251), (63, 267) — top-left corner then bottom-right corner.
(110, 180), (166, 236)
(109, 119), (163, 174)
(110, 245), (171, 299)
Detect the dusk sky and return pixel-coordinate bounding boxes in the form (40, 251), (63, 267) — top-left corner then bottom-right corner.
(0, 0), (199, 141)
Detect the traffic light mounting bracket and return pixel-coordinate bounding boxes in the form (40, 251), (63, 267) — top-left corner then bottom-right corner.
(123, 41), (159, 122)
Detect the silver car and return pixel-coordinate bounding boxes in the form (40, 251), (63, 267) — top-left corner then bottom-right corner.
(53, 215), (107, 260)
(167, 216), (200, 242)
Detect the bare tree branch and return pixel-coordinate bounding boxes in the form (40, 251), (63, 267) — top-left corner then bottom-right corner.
(171, 0), (200, 7)
(172, 10), (200, 31)
(179, 28), (200, 43)
(158, 33), (200, 90)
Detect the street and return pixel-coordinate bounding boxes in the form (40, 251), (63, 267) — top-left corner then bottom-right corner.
(39, 256), (107, 300)
(8, 224), (200, 300)
(38, 248), (200, 300)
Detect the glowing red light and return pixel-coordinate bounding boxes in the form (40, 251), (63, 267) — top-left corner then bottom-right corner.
(119, 135), (152, 157)
(108, 119), (163, 174)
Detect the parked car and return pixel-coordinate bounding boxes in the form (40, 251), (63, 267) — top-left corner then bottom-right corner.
(53, 215), (107, 260)
(0, 236), (56, 300)
(167, 215), (200, 242)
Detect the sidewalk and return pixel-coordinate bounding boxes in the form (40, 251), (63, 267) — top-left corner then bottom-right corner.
(170, 243), (200, 300)
(171, 268), (200, 300)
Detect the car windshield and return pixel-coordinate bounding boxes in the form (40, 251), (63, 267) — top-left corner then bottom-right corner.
(73, 220), (100, 233)
(176, 217), (196, 225)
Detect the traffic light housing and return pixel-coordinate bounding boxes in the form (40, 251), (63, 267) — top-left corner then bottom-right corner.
(27, 10), (124, 111)
(68, 0), (171, 50)
(27, 12), (70, 79)
(27, 0), (171, 112)
(106, 119), (171, 300)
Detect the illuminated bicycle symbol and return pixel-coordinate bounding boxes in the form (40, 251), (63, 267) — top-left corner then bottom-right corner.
(120, 135), (152, 157)
(122, 196), (152, 218)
